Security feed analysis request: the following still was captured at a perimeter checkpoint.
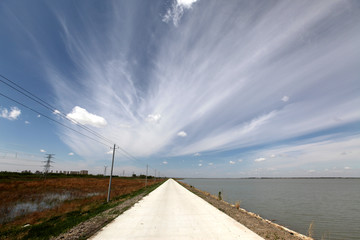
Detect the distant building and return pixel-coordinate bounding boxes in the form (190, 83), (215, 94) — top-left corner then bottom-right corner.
(56, 170), (88, 175)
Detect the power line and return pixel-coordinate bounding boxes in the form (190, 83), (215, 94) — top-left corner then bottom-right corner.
(0, 74), (150, 160)
(0, 74), (115, 145)
(0, 74), (166, 176)
(0, 92), (111, 147)
(0, 157), (42, 163)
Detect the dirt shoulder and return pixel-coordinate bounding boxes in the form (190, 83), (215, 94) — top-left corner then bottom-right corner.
(178, 181), (313, 240)
(52, 183), (161, 240)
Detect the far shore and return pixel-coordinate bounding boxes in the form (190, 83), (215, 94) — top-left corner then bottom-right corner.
(179, 177), (359, 179)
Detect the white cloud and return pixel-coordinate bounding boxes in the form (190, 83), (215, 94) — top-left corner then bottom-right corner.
(194, 152), (201, 156)
(344, 166), (351, 170)
(0, 107), (21, 120)
(308, 169), (316, 173)
(255, 157), (266, 162)
(53, 109), (61, 115)
(37, 114), (41, 118)
(40, 149), (46, 153)
(198, 163), (202, 167)
(163, 161), (168, 164)
(178, 0), (198, 8)
(145, 114), (161, 124)
(24, 121), (30, 124)
(68, 152), (74, 156)
(281, 96), (290, 102)
(106, 150), (113, 155)
(238, 159), (243, 162)
(208, 163), (213, 166)
(66, 106), (107, 128)
(177, 131), (187, 137)
(270, 154), (276, 158)
(163, 0), (198, 26)
(229, 160), (235, 164)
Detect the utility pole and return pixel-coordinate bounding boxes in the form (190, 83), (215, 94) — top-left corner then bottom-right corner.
(107, 144), (118, 203)
(154, 169), (156, 182)
(104, 166), (107, 176)
(145, 164), (148, 187)
(43, 154), (54, 179)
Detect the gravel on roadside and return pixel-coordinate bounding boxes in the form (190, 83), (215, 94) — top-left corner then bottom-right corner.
(179, 181), (313, 240)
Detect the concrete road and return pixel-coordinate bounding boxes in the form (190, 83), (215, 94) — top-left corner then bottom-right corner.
(90, 179), (263, 240)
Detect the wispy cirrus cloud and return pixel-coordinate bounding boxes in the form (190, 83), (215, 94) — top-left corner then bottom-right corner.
(28, 0), (359, 167)
(248, 134), (360, 174)
(163, 0), (198, 26)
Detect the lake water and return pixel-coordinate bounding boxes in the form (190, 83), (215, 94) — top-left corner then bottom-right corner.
(182, 178), (360, 240)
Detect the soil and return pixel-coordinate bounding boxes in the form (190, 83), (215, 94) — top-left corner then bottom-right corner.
(179, 181), (313, 240)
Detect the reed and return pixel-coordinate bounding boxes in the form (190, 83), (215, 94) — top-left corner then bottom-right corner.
(235, 201), (241, 209)
(0, 176), (164, 239)
(308, 221), (314, 238)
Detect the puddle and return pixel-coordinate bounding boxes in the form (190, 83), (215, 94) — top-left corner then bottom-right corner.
(0, 192), (101, 224)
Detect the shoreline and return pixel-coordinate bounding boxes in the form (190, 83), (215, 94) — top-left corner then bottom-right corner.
(178, 180), (313, 240)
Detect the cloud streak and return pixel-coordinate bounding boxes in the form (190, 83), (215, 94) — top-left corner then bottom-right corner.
(30, 0), (359, 166)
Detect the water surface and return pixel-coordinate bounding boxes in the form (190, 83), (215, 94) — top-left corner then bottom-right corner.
(182, 178), (360, 240)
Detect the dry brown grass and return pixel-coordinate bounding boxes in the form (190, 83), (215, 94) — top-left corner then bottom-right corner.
(308, 221), (314, 238)
(235, 201), (241, 209)
(0, 177), (162, 228)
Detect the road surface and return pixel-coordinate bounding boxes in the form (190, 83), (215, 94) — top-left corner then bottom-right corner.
(91, 179), (263, 239)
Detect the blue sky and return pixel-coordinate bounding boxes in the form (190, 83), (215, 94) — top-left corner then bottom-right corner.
(0, 0), (359, 177)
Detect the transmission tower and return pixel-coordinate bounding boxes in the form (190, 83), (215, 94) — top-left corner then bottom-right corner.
(104, 165), (107, 176)
(43, 154), (54, 178)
